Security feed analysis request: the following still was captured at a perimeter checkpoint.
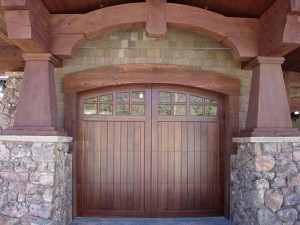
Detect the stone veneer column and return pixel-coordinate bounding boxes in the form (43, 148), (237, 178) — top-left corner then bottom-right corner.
(0, 135), (72, 225)
(232, 137), (300, 225)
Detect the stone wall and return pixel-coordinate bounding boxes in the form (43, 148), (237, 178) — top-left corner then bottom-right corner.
(0, 136), (72, 225)
(231, 137), (300, 225)
(0, 72), (22, 132)
(56, 28), (252, 130)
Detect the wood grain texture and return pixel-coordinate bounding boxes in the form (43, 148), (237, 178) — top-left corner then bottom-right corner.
(259, 0), (300, 57)
(63, 64), (240, 96)
(77, 85), (224, 217)
(242, 57), (300, 136)
(49, 3), (258, 60)
(146, 0), (167, 38)
(166, 3), (259, 60)
(3, 53), (63, 135)
(1, 0), (50, 52)
(40, 0), (274, 18)
(50, 3), (147, 39)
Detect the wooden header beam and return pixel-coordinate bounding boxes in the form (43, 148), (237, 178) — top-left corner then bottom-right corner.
(63, 64), (240, 96)
(50, 3), (259, 60)
(1, 0), (300, 63)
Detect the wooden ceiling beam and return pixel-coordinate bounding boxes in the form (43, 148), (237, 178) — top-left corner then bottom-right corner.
(146, 0), (167, 38)
(0, 45), (23, 60)
(1, 0), (50, 53)
(0, 46), (24, 73)
(259, 0), (300, 56)
(290, 0), (300, 11)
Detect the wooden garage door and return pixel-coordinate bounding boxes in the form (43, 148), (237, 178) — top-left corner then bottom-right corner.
(77, 85), (224, 217)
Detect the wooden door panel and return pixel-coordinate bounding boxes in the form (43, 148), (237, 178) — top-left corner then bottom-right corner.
(78, 121), (146, 216)
(152, 121), (223, 216)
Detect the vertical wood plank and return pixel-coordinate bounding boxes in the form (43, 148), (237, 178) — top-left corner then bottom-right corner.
(107, 122), (114, 210)
(100, 122), (108, 209)
(167, 122), (175, 210)
(113, 122), (121, 210)
(134, 122), (142, 210)
(127, 123), (134, 209)
(174, 122), (182, 210)
(120, 122), (128, 210)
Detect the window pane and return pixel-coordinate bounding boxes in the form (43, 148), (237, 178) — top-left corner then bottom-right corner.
(173, 93), (186, 103)
(116, 92), (129, 102)
(117, 104), (129, 115)
(132, 91), (145, 102)
(99, 104), (112, 115)
(205, 98), (218, 104)
(190, 105), (203, 116)
(158, 92), (171, 103)
(190, 96), (203, 103)
(158, 105), (171, 116)
(99, 94), (113, 102)
(132, 105), (145, 116)
(205, 105), (218, 116)
(174, 105), (186, 116)
(84, 103), (97, 115)
(85, 97), (98, 102)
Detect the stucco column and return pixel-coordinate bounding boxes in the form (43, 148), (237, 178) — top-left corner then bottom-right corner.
(241, 56), (300, 136)
(3, 53), (65, 136)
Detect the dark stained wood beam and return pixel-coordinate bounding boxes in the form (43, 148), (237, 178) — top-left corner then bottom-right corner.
(259, 0), (300, 56)
(50, 3), (259, 60)
(50, 4), (146, 39)
(63, 64), (240, 96)
(282, 47), (300, 72)
(1, 0), (50, 53)
(0, 60), (24, 73)
(290, 97), (300, 112)
(290, 0), (300, 11)
(0, 46), (23, 60)
(166, 4), (259, 61)
(50, 34), (86, 59)
(0, 6), (15, 46)
(0, 44), (25, 73)
(146, 0), (167, 38)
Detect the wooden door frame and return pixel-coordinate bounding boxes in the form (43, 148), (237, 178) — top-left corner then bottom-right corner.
(63, 64), (240, 219)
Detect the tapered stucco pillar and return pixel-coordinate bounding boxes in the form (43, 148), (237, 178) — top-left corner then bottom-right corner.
(3, 53), (65, 136)
(241, 56), (300, 136)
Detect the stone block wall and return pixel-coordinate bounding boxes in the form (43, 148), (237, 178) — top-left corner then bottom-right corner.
(0, 72), (22, 132)
(0, 136), (72, 225)
(231, 138), (300, 225)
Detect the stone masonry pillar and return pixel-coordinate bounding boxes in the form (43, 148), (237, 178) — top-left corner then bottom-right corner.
(3, 53), (65, 136)
(232, 137), (300, 225)
(0, 135), (72, 225)
(241, 56), (300, 136)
